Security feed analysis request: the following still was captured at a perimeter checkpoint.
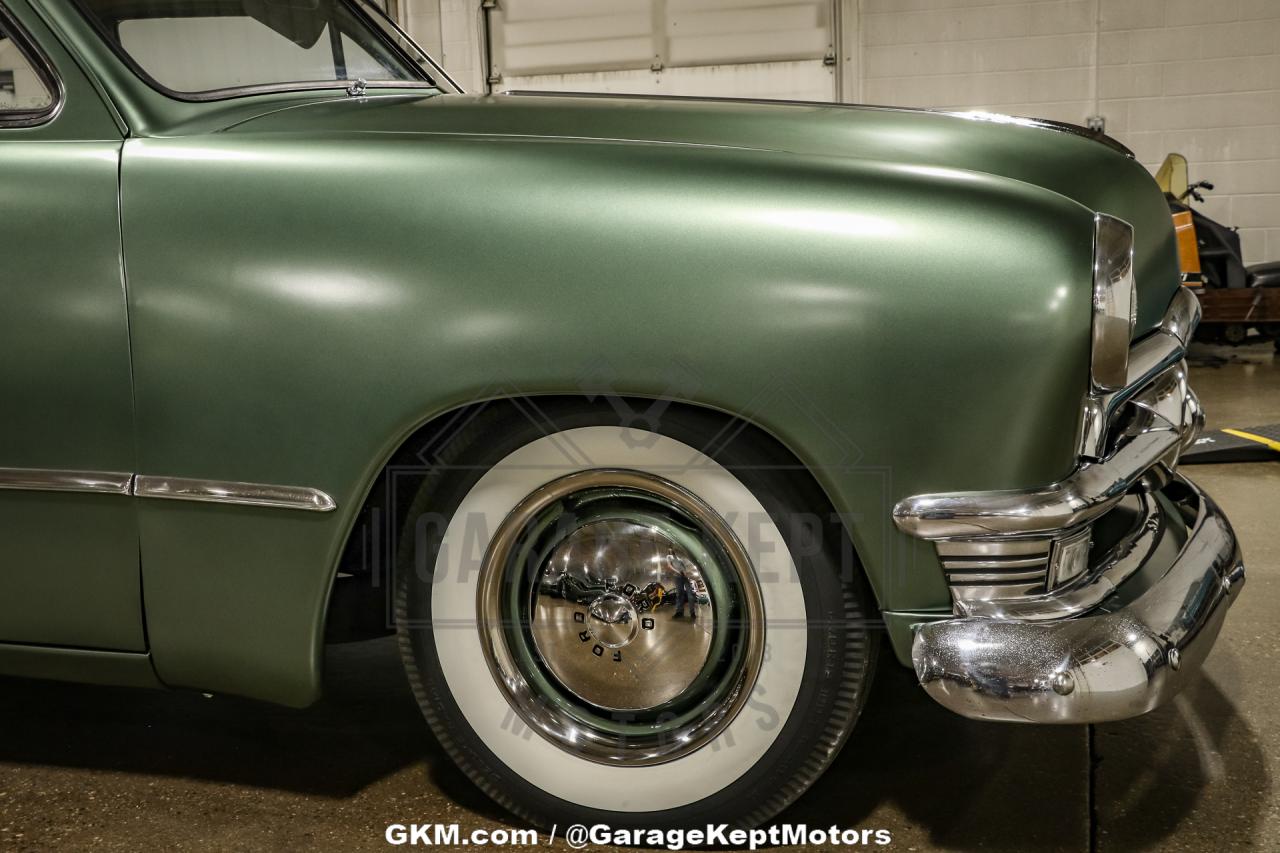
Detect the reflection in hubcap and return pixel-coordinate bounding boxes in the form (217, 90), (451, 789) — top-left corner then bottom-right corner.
(477, 469), (765, 766)
(531, 520), (715, 710)
(587, 592), (637, 648)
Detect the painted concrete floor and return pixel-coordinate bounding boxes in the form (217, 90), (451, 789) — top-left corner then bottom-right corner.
(0, 342), (1275, 852)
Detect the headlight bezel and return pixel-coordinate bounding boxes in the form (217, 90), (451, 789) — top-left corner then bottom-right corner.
(1090, 213), (1138, 391)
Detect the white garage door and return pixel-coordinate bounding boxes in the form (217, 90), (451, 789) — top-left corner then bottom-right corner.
(488, 0), (836, 102)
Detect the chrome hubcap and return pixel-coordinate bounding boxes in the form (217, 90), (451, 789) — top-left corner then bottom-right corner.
(531, 519), (717, 711)
(478, 469), (764, 765)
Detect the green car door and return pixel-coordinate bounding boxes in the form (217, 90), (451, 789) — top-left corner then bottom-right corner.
(0, 1), (142, 651)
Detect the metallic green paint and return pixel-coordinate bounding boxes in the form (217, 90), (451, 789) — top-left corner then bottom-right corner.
(118, 115), (1096, 706)
(3, 0), (1183, 705)
(0, 1), (141, 652)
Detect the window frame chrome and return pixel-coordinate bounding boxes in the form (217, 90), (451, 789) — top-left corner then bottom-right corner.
(359, 0), (461, 93)
(67, 0), (460, 104)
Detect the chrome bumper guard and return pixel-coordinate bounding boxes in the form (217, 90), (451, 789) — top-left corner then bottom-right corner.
(895, 289), (1246, 722)
(911, 478), (1244, 723)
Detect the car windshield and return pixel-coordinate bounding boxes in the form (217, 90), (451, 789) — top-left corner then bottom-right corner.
(77, 0), (434, 97)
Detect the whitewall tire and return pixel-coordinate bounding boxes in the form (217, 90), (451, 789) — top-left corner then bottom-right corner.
(396, 400), (877, 829)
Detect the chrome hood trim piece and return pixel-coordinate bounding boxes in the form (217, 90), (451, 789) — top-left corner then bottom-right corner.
(133, 476), (337, 512)
(503, 92), (1135, 158)
(0, 468), (133, 495)
(911, 477), (1244, 723)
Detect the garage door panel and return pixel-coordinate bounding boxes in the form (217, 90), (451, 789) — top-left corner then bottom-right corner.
(500, 0), (649, 24)
(490, 0), (835, 101)
(505, 58), (833, 102)
(669, 3), (826, 38)
(503, 13), (651, 47)
(669, 29), (829, 66)
(507, 36), (654, 76)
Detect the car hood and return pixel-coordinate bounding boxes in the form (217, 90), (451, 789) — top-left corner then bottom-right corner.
(225, 91), (1178, 335)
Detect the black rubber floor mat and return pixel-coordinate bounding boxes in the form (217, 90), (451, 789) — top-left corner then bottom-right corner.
(1183, 424), (1280, 463)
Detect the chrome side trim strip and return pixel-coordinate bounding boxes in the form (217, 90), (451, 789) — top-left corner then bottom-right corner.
(0, 467), (336, 511)
(0, 468), (133, 495)
(133, 476), (337, 513)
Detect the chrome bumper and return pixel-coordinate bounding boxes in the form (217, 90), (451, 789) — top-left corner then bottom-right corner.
(911, 476), (1244, 723)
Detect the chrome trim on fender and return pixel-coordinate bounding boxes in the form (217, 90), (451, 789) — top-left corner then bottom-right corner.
(133, 476), (337, 512)
(1090, 214), (1137, 391)
(0, 467), (335, 511)
(895, 289), (1204, 543)
(911, 477), (1244, 723)
(0, 468), (132, 495)
(894, 360), (1198, 540)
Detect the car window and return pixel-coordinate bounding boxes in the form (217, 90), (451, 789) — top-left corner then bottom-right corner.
(0, 17), (53, 116)
(79, 0), (429, 96)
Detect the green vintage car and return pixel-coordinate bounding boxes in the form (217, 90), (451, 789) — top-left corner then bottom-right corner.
(1, 0), (1244, 831)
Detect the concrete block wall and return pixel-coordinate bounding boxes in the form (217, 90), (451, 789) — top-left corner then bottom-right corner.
(401, 0), (1280, 264)
(863, 0), (1280, 264)
(1097, 0), (1280, 264)
(860, 0), (1100, 124)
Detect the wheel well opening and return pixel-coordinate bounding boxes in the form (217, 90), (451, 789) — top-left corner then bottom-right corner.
(322, 395), (876, 643)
